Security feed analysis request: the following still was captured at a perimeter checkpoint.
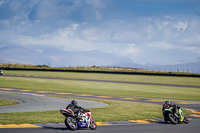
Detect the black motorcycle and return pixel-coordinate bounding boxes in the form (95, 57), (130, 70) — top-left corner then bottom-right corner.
(163, 106), (189, 124)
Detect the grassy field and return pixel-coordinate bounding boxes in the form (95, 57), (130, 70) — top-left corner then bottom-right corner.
(1, 74), (200, 100)
(0, 70), (198, 124)
(0, 99), (19, 106)
(4, 70), (200, 86)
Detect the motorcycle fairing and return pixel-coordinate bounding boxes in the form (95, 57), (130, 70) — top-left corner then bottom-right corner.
(78, 120), (88, 128)
(179, 109), (184, 122)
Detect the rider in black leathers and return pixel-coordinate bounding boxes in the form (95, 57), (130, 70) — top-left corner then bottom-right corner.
(66, 100), (88, 120)
(162, 101), (180, 122)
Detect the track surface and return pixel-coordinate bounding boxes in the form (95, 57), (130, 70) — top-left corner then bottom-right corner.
(1, 119), (200, 133)
(0, 91), (107, 113)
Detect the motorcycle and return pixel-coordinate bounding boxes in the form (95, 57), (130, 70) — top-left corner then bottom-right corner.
(0, 70), (3, 76)
(60, 108), (97, 130)
(163, 106), (189, 124)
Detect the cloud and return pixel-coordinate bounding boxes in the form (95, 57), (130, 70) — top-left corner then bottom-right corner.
(0, 0), (8, 5)
(148, 41), (173, 50)
(15, 23), (98, 51)
(0, 0), (200, 65)
(26, 0), (108, 22)
(121, 43), (141, 56)
(174, 21), (188, 31)
(9, 16), (200, 65)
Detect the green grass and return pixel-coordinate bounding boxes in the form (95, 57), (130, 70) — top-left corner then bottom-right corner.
(1, 76), (200, 100)
(0, 99), (19, 106)
(4, 70), (200, 86)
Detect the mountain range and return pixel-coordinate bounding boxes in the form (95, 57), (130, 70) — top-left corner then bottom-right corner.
(0, 45), (199, 73)
(0, 45), (139, 67)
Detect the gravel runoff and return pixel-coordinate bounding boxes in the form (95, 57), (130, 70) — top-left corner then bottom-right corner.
(0, 91), (108, 113)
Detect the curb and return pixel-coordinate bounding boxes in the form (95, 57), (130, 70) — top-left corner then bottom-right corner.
(0, 124), (40, 128)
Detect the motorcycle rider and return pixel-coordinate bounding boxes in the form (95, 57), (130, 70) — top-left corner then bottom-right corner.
(162, 101), (180, 122)
(66, 100), (88, 120)
(0, 70), (3, 76)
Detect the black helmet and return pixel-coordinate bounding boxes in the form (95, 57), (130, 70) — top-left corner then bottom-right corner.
(165, 101), (171, 105)
(71, 100), (77, 105)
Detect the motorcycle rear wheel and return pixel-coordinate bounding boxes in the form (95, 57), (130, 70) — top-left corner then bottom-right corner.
(89, 120), (97, 130)
(65, 117), (78, 130)
(168, 113), (179, 124)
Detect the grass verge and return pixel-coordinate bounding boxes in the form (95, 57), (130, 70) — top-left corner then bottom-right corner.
(0, 99), (19, 106)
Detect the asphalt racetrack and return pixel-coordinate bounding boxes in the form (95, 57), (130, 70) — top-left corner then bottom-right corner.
(0, 75), (200, 133)
(1, 119), (200, 133)
(0, 91), (107, 113)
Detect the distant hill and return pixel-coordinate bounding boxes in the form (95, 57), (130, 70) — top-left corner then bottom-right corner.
(0, 45), (199, 73)
(147, 61), (200, 73)
(0, 45), (138, 67)
(0, 45), (51, 65)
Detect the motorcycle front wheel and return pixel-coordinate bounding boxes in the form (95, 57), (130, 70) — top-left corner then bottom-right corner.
(65, 117), (78, 130)
(89, 119), (97, 130)
(168, 113), (179, 124)
(183, 117), (189, 124)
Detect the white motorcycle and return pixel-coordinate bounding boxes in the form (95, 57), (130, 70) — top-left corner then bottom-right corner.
(60, 108), (97, 130)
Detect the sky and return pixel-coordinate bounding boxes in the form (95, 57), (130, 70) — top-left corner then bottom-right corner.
(0, 0), (200, 66)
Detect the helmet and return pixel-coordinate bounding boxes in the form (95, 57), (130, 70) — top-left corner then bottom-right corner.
(71, 100), (77, 105)
(165, 101), (171, 105)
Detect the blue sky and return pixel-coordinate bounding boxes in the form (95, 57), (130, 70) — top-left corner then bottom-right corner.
(0, 0), (200, 65)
